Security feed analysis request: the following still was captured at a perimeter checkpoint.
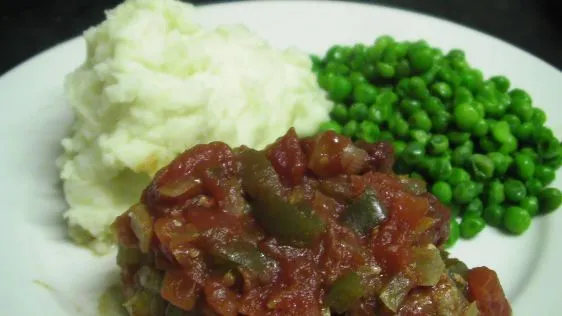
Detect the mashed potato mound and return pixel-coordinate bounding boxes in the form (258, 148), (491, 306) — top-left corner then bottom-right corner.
(59, 0), (333, 253)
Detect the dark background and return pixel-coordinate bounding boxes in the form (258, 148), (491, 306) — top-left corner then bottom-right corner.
(1, 0), (561, 76)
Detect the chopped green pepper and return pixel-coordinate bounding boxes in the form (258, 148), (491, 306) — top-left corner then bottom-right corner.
(326, 271), (365, 313)
(251, 192), (326, 247)
(341, 189), (387, 235)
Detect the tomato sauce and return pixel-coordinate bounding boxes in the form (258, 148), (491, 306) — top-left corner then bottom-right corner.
(113, 129), (511, 316)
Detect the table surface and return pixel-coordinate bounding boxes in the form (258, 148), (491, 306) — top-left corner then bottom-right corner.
(1, 0), (561, 76)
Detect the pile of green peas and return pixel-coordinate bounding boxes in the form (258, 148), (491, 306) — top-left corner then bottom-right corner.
(313, 36), (562, 247)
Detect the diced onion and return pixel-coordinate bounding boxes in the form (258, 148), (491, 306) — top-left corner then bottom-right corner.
(412, 244), (446, 286)
(128, 204), (154, 253)
(380, 273), (413, 312)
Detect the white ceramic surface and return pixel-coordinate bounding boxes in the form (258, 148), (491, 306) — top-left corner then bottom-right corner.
(0, 1), (560, 315)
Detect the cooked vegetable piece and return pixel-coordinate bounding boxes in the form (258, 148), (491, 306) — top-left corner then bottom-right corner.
(128, 204), (153, 253)
(380, 274), (413, 312)
(412, 245), (446, 286)
(341, 189), (387, 235)
(251, 191), (326, 246)
(325, 271), (365, 313)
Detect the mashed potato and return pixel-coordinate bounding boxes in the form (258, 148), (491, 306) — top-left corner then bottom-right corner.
(59, 0), (333, 253)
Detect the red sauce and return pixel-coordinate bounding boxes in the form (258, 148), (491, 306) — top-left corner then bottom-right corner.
(114, 129), (511, 316)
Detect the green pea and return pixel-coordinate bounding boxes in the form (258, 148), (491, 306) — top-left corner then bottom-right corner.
(330, 103), (349, 123)
(447, 132), (471, 145)
(538, 187), (562, 214)
(503, 206), (532, 235)
(367, 37), (392, 61)
(537, 137), (561, 161)
(509, 88), (532, 104)
(428, 134), (449, 155)
(400, 98), (422, 116)
(319, 121), (343, 134)
(409, 110), (432, 132)
(479, 137), (497, 154)
(491, 121), (514, 144)
(502, 114), (521, 133)
(432, 82), (453, 100)
(388, 116), (409, 138)
(326, 45), (352, 63)
(437, 68), (453, 85)
(431, 181), (453, 204)
(318, 72), (335, 90)
(469, 154), (495, 180)
(509, 89), (533, 121)
(526, 178), (544, 196)
(520, 196), (539, 217)
(367, 105), (384, 125)
(464, 198), (484, 217)
(395, 42), (410, 58)
(504, 179), (527, 203)
(454, 181), (480, 204)
(376, 62), (395, 78)
(471, 119), (488, 137)
(310, 54), (322, 65)
(451, 145), (473, 167)
(455, 87), (473, 105)
(421, 66), (439, 84)
(353, 43), (368, 57)
(409, 47), (434, 73)
(353, 83), (377, 104)
(357, 121), (381, 143)
(483, 204), (504, 227)
(328, 76), (353, 102)
(342, 120), (358, 137)
(511, 102), (534, 122)
(490, 75), (510, 93)
(515, 122), (535, 143)
(379, 131), (394, 141)
(423, 97), (444, 115)
(396, 78), (410, 97)
(499, 137), (518, 155)
(533, 126), (554, 144)
(348, 103), (369, 121)
(453, 103), (480, 131)
(487, 180), (505, 205)
(408, 77), (430, 100)
(460, 215), (486, 239)
(395, 60), (411, 78)
(431, 111), (452, 133)
(535, 165), (555, 185)
(382, 45), (398, 64)
(376, 90), (398, 105)
(393, 140), (407, 156)
(447, 49), (465, 60)
(402, 142), (426, 165)
(449, 168), (471, 186)
(461, 69), (484, 92)
(532, 108), (547, 126)
(325, 62), (350, 76)
(445, 219), (460, 248)
(429, 157), (453, 181)
(519, 147), (538, 162)
(472, 101), (485, 118)
(349, 72), (367, 86)
(410, 129), (430, 145)
(514, 154), (535, 180)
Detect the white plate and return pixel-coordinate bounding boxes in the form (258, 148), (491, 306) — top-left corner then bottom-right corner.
(1, 1), (560, 315)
